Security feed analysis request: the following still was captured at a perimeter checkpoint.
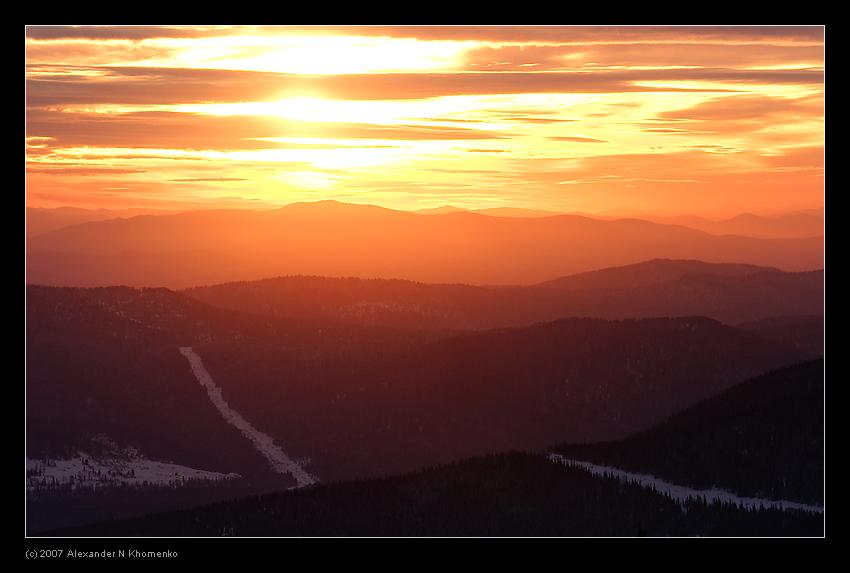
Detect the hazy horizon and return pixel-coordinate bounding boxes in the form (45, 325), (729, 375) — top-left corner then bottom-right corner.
(25, 199), (825, 219)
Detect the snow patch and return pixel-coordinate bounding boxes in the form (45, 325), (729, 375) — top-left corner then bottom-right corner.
(26, 451), (239, 492)
(179, 346), (316, 488)
(548, 454), (823, 515)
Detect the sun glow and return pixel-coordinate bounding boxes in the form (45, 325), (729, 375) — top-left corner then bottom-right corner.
(25, 26), (824, 215)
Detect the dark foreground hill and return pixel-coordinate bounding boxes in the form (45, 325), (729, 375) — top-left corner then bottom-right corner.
(45, 452), (822, 537)
(554, 360), (824, 504)
(39, 361), (825, 537)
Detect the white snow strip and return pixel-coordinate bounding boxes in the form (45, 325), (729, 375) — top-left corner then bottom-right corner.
(27, 453), (239, 491)
(548, 453), (823, 515)
(179, 346), (316, 487)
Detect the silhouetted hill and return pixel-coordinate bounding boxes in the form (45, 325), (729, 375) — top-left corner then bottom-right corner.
(45, 452), (822, 537)
(26, 285), (430, 475)
(195, 314), (804, 481)
(537, 258), (776, 290)
(186, 276), (499, 330)
(26, 201), (823, 288)
(554, 360), (824, 504)
(184, 259), (823, 330)
(546, 269), (823, 325)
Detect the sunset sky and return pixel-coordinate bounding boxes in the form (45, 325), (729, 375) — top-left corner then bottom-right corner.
(25, 26), (824, 217)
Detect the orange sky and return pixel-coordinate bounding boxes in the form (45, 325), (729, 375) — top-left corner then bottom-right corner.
(25, 26), (824, 217)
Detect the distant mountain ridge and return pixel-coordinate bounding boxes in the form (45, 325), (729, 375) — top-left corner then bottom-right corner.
(184, 259), (824, 330)
(25, 206), (180, 237)
(536, 258), (778, 290)
(415, 205), (567, 218)
(27, 201), (823, 288)
(27, 203), (824, 240)
(641, 211), (823, 239)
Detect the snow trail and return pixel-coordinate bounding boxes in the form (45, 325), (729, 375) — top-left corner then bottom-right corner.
(548, 454), (822, 515)
(179, 346), (316, 488)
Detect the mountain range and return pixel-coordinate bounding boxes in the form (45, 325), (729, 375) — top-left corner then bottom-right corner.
(26, 201), (823, 288)
(184, 259), (823, 330)
(26, 255), (824, 534)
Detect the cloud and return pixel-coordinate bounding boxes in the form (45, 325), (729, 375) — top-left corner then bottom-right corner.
(25, 109), (507, 151)
(510, 146), (823, 185)
(659, 93), (823, 122)
(291, 26), (825, 45)
(26, 110), (289, 150)
(758, 146), (824, 170)
(26, 26), (240, 40)
(642, 128), (696, 133)
(647, 94), (824, 138)
(26, 67), (296, 106)
(23, 26), (824, 44)
(170, 178), (249, 182)
(549, 136), (608, 143)
(24, 28), (825, 216)
(482, 147), (823, 215)
(25, 166), (147, 175)
(461, 43), (823, 72)
(26, 66), (823, 107)
(25, 44), (175, 67)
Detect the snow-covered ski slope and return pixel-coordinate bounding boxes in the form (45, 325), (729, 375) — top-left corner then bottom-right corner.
(179, 346), (316, 487)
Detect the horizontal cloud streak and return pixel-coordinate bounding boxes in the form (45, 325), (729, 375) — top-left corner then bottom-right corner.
(550, 136), (608, 143)
(27, 67), (824, 107)
(25, 25), (825, 44)
(26, 25), (240, 40)
(26, 110), (507, 150)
